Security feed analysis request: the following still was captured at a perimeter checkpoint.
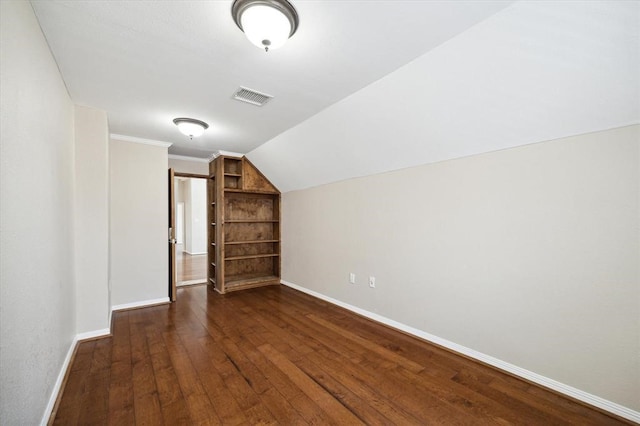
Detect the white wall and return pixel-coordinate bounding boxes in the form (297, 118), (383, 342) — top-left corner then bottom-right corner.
(74, 105), (110, 334)
(184, 178), (207, 255)
(281, 125), (639, 411)
(0, 1), (76, 424)
(169, 156), (209, 175)
(110, 139), (169, 305)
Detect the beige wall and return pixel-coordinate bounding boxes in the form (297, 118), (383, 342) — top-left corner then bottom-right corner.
(282, 125), (639, 410)
(0, 1), (76, 423)
(169, 157), (209, 175)
(74, 105), (110, 333)
(110, 139), (168, 305)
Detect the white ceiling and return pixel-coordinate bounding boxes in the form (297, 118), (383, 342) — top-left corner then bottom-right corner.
(31, 0), (512, 158)
(248, 0), (639, 192)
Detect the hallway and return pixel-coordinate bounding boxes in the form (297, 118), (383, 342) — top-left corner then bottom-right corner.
(176, 244), (207, 285)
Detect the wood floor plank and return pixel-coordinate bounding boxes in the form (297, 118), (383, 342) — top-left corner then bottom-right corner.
(129, 310), (164, 425)
(298, 351), (426, 425)
(182, 296), (278, 425)
(51, 285), (633, 425)
(257, 343), (365, 425)
(306, 313), (425, 373)
(294, 355), (398, 426)
(161, 330), (222, 425)
(108, 311), (134, 426)
(77, 338), (112, 424)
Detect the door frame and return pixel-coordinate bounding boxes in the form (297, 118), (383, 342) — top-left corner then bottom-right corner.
(169, 171), (209, 301)
(168, 168), (176, 301)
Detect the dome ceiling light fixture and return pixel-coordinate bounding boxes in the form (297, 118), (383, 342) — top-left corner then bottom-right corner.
(231, 0), (299, 52)
(173, 118), (209, 139)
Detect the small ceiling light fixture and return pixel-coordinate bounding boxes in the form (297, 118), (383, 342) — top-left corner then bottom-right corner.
(231, 0), (299, 52)
(173, 118), (209, 139)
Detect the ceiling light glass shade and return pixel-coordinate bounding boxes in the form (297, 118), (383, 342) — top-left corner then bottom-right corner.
(173, 118), (208, 138)
(232, 0), (299, 52)
(241, 5), (290, 50)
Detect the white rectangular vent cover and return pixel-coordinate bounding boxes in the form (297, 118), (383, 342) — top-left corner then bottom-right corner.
(233, 86), (273, 106)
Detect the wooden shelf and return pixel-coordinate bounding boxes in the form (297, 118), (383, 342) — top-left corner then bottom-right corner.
(224, 188), (279, 195)
(225, 240), (279, 245)
(224, 275), (280, 291)
(225, 219), (278, 223)
(209, 278), (216, 285)
(208, 155), (280, 294)
(225, 254), (279, 261)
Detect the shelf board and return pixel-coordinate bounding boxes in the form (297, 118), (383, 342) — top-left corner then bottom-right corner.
(211, 222), (216, 226)
(224, 275), (280, 291)
(210, 242), (216, 246)
(225, 240), (279, 245)
(209, 278), (216, 285)
(224, 188), (279, 195)
(224, 173), (242, 177)
(211, 262), (216, 267)
(225, 253), (279, 261)
(225, 219), (278, 223)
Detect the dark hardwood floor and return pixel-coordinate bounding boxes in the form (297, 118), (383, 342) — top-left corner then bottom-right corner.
(51, 284), (631, 425)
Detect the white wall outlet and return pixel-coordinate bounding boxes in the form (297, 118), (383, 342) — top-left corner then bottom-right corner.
(369, 276), (376, 288)
(349, 273), (356, 284)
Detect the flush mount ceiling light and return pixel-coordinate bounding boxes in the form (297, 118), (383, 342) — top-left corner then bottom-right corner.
(173, 118), (209, 139)
(231, 0), (299, 52)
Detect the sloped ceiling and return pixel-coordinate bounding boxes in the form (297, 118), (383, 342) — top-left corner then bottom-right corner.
(31, 0), (512, 157)
(248, 1), (639, 192)
(31, 1), (639, 191)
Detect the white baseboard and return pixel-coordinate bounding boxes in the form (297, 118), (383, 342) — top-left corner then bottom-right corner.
(76, 328), (111, 341)
(40, 335), (78, 425)
(281, 280), (640, 423)
(111, 297), (170, 312)
(40, 326), (111, 425)
(42, 296), (170, 424)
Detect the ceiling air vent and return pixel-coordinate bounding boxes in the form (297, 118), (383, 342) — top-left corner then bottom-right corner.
(232, 86), (273, 107)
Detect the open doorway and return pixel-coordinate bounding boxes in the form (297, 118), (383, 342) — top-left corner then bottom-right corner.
(174, 175), (208, 286)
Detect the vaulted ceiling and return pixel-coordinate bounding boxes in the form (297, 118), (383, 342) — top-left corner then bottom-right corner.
(248, 0), (640, 191)
(31, 1), (639, 192)
(31, 0), (512, 157)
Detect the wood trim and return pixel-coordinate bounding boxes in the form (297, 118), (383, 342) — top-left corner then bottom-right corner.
(169, 168), (177, 302)
(243, 156), (280, 192)
(174, 172), (208, 179)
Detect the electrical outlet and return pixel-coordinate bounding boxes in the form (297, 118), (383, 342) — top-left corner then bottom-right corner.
(369, 276), (376, 288)
(349, 273), (356, 284)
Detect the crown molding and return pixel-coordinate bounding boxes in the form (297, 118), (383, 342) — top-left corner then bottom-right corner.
(110, 134), (173, 148)
(211, 150), (244, 159)
(168, 154), (210, 163)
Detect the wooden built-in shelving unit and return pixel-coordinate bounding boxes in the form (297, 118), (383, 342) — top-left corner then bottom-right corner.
(207, 155), (280, 294)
